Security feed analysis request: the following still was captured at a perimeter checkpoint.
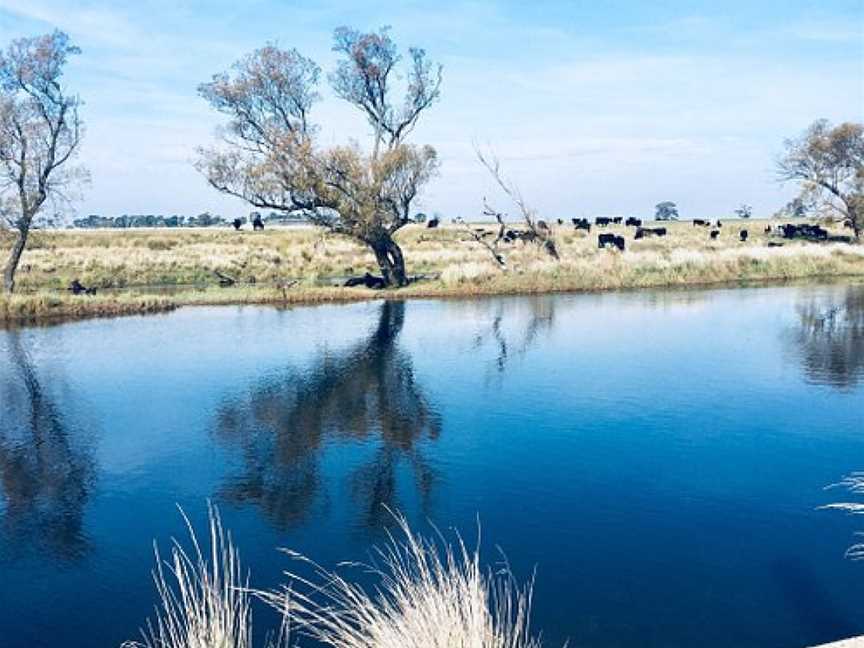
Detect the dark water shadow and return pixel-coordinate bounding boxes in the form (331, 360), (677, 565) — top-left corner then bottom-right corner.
(213, 301), (441, 530)
(0, 332), (97, 560)
(770, 556), (858, 644)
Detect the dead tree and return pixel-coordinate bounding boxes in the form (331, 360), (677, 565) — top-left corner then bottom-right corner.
(475, 146), (559, 259)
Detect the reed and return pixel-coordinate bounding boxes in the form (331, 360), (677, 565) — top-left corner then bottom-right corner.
(125, 507), (544, 648)
(822, 473), (864, 560)
(122, 505), (263, 648)
(259, 512), (542, 648)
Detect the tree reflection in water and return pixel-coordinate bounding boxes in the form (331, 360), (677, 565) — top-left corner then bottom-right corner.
(0, 332), (95, 559)
(214, 301), (441, 530)
(789, 286), (864, 389)
(468, 295), (556, 379)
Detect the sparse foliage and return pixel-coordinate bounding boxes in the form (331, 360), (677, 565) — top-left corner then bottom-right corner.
(777, 119), (864, 239)
(734, 204), (752, 219)
(198, 27), (442, 287)
(0, 30), (86, 293)
(655, 201), (679, 221)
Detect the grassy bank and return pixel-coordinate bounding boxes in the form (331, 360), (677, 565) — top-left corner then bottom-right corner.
(2, 220), (863, 323)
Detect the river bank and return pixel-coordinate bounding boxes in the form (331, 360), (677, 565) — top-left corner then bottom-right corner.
(2, 221), (862, 324)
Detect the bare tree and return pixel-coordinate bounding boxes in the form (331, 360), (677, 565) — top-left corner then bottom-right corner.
(198, 27), (442, 287)
(777, 119), (863, 240)
(475, 146), (559, 259)
(455, 198), (507, 268)
(0, 31), (86, 293)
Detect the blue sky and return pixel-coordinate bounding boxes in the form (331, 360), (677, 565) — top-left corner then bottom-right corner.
(0, 0), (861, 220)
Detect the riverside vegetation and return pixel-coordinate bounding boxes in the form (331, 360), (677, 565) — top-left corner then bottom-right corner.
(1, 219), (863, 323)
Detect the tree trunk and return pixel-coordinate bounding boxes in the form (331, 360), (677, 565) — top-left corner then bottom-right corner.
(3, 229), (28, 294)
(371, 236), (408, 288)
(849, 205), (861, 242)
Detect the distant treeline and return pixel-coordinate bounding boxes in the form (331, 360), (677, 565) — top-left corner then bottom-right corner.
(70, 211), (306, 229)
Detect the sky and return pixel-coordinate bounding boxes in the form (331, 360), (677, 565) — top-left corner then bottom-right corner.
(0, 0), (862, 221)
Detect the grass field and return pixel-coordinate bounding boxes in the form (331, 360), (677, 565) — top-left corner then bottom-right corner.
(2, 219), (863, 323)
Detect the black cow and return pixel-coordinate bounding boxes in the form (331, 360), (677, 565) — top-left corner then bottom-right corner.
(710, 230), (720, 240)
(344, 272), (386, 289)
(693, 219), (709, 226)
(69, 279), (97, 296)
(598, 233), (625, 251)
(232, 218), (242, 231)
(739, 229), (748, 242)
(557, 218), (564, 225)
(716, 220), (722, 227)
(781, 223), (828, 240)
(625, 217), (642, 227)
(764, 224), (772, 233)
(611, 217), (623, 224)
(572, 218), (591, 232)
(595, 217), (612, 227)
(634, 227), (667, 239)
(427, 216), (440, 228)
(252, 215), (265, 231)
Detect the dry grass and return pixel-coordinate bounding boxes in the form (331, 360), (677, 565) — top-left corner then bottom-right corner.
(123, 505), (262, 648)
(260, 512), (542, 648)
(0, 291), (176, 323)
(1, 220), (862, 323)
(125, 507), (542, 648)
(822, 473), (864, 560)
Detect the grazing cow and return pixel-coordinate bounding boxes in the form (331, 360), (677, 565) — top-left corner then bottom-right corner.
(710, 230), (720, 240)
(232, 218), (242, 231)
(635, 227), (667, 239)
(764, 225), (772, 233)
(625, 217), (642, 227)
(572, 218), (591, 232)
(781, 223), (828, 240)
(252, 215), (265, 231)
(611, 217), (623, 224)
(716, 220), (722, 227)
(739, 229), (748, 242)
(595, 217), (612, 227)
(693, 219), (709, 226)
(598, 233), (625, 251)
(344, 272), (386, 289)
(427, 216), (440, 228)
(557, 218), (564, 225)
(69, 279), (97, 296)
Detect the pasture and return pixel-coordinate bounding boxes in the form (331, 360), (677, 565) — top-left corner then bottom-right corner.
(1, 218), (863, 321)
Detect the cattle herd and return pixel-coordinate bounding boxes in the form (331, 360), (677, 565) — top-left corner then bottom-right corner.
(443, 214), (852, 253)
(571, 216), (848, 252)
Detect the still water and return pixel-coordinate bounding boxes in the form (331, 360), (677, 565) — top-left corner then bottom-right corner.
(1, 283), (863, 647)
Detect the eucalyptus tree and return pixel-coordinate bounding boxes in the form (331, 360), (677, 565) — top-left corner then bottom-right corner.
(655, 201), (679, 221)
(777, 119), (863, 239)
(198, 27), (442, 287)
(0, 31), (86, 293)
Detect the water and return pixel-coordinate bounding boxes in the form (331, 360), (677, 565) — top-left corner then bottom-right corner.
(1, 283), (862, 648)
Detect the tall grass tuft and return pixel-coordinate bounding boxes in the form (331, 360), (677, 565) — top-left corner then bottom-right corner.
(123, 505), (263, 648)
(822, 473), (864, 560)
(259, 512), (544, 648)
